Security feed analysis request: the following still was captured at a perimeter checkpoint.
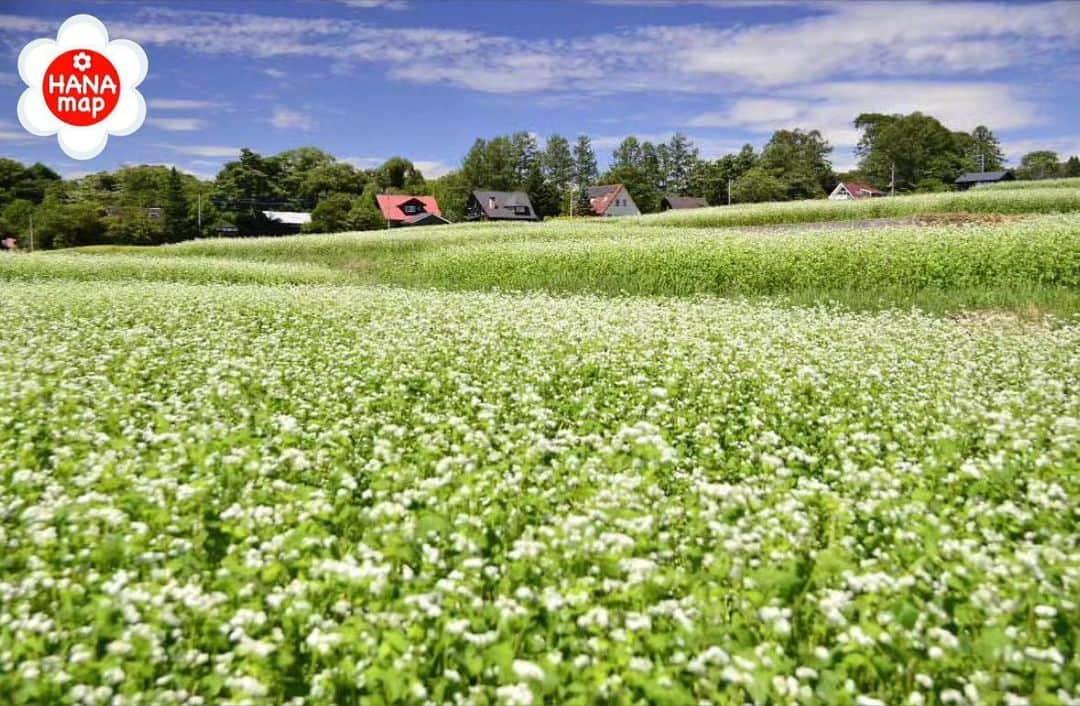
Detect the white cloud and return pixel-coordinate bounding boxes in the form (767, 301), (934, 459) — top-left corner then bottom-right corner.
(413, 160), (453, 179)
(264, 68), (287, 80)
(8, 2), (1068, 98)
(149, 98), (222, 110)
(335, 0), (409, 8)
(165, 145), (240, 158)
(149, 117), (208, 132)
(1001, 136), (1080, 161)
(687, 82), (1040, 148)
(269, 107), (314, 131)
(343, 156), (384, 169)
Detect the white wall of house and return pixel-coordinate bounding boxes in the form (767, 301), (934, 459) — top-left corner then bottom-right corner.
(828, 184), (852, 200)
(603, 189), (641, 216)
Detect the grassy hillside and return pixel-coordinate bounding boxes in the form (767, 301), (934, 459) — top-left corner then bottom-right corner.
(640, 186), (1080, 228)
(41, 212), (1080, 316)
(2, 184), (1078, 705)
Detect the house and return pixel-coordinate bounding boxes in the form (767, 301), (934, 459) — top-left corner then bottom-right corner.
(954, 170), (1015, 190)
(587, 184), (641, 217)
(466, 191), (540, 221)
(828, 182), (885, 200)
(261, 210), (311, 234)
(375, 194), (450, 228)
(660, 195), (709, 210)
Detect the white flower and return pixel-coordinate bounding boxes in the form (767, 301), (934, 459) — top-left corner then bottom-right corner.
(512, 659), (545, 681)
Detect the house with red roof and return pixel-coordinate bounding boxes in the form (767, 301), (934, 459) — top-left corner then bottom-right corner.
(587, 184), (640, 217)
(375, 194), (450, 228)
(828, 182), (885, 200)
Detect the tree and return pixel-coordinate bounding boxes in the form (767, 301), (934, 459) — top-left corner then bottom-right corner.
(731, 167), (787, 203)
(461, 137), (516, 192)
(524, 163), (560, 220)
(0, 199), (35, 243)
(611, 137), (643, 171)
(300, 162), (368, 202)
(1064, 156), (1080, 178)
(572, 135), (598, 191)
(429, 171), (468, 223)
(33, 199), (102, 249)
(376, 157), (425, 193)
(854, 112), (968, 192)
(215, 148), (284, 234)
(542, 134), (574, 192)
(966, 125), (1004, 172)
(307, 192), (357, 233)
(665, 133), (699, 195)
(758, 129), (834, 199)
(1016, 151), (1061, 180)
(511, 132), (541, 185)
(346, 187), (385, 231)
(163, 167), (192, 243)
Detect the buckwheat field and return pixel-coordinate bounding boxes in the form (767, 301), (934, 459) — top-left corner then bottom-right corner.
(0, 194), (1078, 706)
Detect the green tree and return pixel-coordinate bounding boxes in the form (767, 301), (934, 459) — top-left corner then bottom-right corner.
(300, 162), (368, 202)
(524, 163), (560, 220)
(511, 132), (541, 185)
(307, 192), (357, 233)
(731, 167), (787, 203)
(0, 199), (35, 242)
(854, 112), (968, 192)
(542, 134), (574, 192)
(1064, 156), (1080, 178)
(346, 186), (385, 231)
(966, 125), (1004, 171)
(1016, 150), (1061, 180)
(376, 157), (426, 193)
(665, 133), (699, 195)
(572, 135), (598, 191)
(429, 171), (468, 223)
(461, 137), (516, 191)
(215, 148), (284, 234)
(163, 167), (192, 243)
(758, 128), (834, 199)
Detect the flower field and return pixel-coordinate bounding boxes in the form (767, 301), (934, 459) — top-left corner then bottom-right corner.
(1, 278), (1077, 705)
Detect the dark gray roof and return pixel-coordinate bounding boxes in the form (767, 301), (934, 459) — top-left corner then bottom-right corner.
(662, 195), (709, 209)
(955, 170), (1013, 183)
(471, 191), (537, 220)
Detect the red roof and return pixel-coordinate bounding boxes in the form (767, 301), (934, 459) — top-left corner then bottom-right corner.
(588, 184), (623, 215)
(375, 194), (442, 222)
(838, 182), (883, 198)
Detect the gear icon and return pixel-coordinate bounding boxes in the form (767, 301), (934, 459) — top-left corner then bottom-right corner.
(72, 52), (92, 72)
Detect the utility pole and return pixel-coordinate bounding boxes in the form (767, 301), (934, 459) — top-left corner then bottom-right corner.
(889, 163), (896, 197)
(28, 212), (34, 252)
(977, 153), (985, 172)
(197, 192), (203, 234)
(727, 178), (733, 205)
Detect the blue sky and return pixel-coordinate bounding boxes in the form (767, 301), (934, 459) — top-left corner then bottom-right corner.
(2, 0), (1079, 181)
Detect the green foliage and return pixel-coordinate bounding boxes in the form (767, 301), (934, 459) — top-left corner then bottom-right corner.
(572, 135), (598, 191)
(757, 129), (834, 199)
(731, 166), (787, 203)
(1016, 150), (1062, 181)
(854, 111), (970, 191)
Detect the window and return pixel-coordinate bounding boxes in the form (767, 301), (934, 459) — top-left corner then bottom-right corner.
(403, 203), (421, 215)
(514, 205), (530, 215)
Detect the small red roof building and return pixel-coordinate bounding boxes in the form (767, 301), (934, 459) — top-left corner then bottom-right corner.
(375, 194), (449, 227)
(829, 182), (884, 200)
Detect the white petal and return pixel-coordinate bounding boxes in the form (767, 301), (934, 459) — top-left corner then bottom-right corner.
(17, 88), (62, 136)
(56, 14), (110, 51)
(18, 38), (57, 86)
(104, 90), (146, 136)
(57, 126), (109, 160)
(103, 40), (149, 89)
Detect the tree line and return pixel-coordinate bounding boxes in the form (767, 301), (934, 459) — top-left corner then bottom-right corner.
(2, 111), (1078, 248)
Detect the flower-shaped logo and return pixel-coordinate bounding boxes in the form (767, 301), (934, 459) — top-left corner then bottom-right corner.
(17, 14), (147, 160)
